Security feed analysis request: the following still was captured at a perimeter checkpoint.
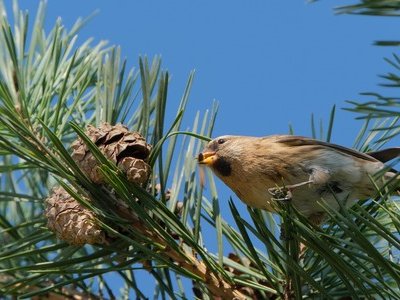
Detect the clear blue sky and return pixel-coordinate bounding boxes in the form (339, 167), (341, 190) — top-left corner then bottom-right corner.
(15, 0), (400, 297)
(20, 0), (399, 143)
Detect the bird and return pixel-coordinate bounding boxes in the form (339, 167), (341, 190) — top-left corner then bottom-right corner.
(198, 135), (400, 225)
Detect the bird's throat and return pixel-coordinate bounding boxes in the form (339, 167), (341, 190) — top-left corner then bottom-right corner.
(213, 157), (232, 176)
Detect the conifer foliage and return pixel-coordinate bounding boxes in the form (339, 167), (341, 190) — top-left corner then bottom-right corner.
(0, 1), (399, 299)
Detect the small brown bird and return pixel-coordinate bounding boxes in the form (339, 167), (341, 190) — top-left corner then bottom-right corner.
(198, 135), (400, 224)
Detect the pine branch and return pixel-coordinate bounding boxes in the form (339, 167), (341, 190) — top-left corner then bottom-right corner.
(1, 1), (400, 299)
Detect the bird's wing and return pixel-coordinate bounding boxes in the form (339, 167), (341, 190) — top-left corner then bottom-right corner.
(366, 147), (400, 163)
(273, 135), (378, 162)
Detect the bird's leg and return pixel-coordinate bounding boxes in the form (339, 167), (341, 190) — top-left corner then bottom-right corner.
(268, 166), (331, 201)
(268, 180), (314, 201)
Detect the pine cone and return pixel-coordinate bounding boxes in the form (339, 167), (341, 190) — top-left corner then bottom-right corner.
(71, 123), (152, 185)
(44, 187), (106, 246)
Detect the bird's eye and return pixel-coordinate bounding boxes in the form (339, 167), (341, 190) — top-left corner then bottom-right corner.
(217, 138), (225, 145)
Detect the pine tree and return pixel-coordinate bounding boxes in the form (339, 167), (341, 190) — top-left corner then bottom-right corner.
(0, 1), (399, 299)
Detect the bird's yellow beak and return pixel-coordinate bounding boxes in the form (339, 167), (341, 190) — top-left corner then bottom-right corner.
(198, 151), (217, 165)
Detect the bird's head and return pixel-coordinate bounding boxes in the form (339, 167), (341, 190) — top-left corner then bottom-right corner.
(197, 135), (280, 210)
(198, 135), (254, 177)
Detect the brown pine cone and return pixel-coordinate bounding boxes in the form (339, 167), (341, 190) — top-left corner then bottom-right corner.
(71, 123), (152, 185)
(44, 186), (106, 246)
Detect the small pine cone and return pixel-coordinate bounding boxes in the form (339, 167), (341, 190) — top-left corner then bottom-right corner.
(71, 123), (152, 185)
(44, 187), (106, 246)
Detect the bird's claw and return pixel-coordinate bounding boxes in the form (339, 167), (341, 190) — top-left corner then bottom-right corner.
(268, 180), (313, 202)
(268, 186), (293, 202)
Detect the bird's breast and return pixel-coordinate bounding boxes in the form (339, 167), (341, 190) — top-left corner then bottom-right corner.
(216, 159), (308, 211)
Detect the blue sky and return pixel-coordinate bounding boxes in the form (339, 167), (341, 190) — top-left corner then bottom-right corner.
(21, 0), (399, 143)
(15, 0), (400, 297)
